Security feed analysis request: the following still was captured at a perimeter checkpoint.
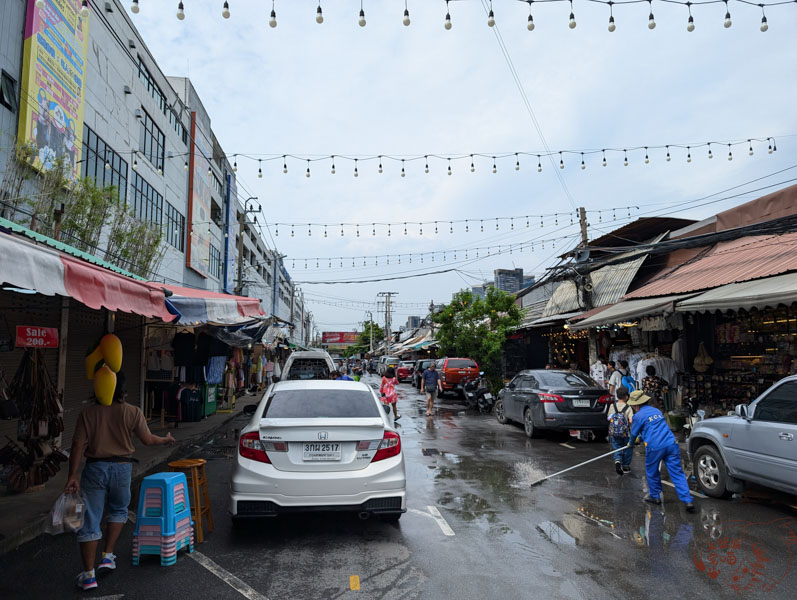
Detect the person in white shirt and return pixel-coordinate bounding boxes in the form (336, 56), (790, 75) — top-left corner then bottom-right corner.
(608, 361), (626, 399)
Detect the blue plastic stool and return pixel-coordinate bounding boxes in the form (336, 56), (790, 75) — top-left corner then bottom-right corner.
(134, 472), (192, 536)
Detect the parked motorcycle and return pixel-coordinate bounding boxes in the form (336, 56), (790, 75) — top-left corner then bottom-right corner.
(462, 372), (494, 413)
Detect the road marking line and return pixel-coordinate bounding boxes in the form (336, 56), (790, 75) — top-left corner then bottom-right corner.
(350, 575), (360, 591)
(661, 480), (708, 499)
(408, 508), (433, 519)
(189, 551), (270, 600)
(427, 505), (455, 536)
(560, 443), (576, 449)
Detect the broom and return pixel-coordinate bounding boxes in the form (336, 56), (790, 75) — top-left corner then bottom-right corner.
(529, 444), (632, 487)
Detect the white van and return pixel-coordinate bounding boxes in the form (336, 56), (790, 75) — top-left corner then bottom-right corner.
(378, 356), (400, 375)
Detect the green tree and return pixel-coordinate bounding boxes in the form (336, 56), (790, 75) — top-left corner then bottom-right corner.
(349, 320), (385, 357)
(433, 287), (522, 392)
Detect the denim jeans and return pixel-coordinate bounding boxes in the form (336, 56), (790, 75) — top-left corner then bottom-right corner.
(610, 436), (633, 466)
(76, 461), (132, 543)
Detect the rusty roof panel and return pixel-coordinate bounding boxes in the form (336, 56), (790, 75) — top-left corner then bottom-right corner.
(625, 232), (797, 299)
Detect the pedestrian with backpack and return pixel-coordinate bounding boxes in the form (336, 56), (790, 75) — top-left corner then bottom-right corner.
(607, 386), (634, 475)
(618, 360), (637, 393)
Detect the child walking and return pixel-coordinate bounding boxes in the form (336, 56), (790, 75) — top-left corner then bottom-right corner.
(380, 367), (400, 420)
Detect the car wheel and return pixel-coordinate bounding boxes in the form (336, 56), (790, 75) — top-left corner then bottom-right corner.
(694, 445), (732, 498)
(379, 513), (402, 523)
(495, 399), (509, 424)
(524, 408), (538, 438)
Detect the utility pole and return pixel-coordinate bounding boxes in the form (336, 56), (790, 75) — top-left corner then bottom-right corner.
(377, 292), (397, 352)
(578, 207), (598, 366)
(365, 311), (374, 356)
(235, 197), (260, 296)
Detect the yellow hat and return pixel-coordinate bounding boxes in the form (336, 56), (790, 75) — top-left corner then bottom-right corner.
(627, 390), (651, 406)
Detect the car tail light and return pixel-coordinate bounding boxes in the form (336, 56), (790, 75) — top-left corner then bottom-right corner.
(598, 394), (613, 404)
(538, 393), (564, 403)
(239, 432), (270, 463)
(263, 441), (288, 452)
(372, 431), (401, 462)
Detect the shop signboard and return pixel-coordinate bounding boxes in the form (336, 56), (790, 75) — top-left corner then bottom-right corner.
(187, 113), (212, 278)
(18, 0), (90, 180)
(224, 172), (239, 294)
(322, 332), (360, 345)
(15, 326), (59, 348)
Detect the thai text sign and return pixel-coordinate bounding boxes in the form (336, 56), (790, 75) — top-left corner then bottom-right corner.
(16, 326), (59, 348)
(322, 332), (360, 344)
(18, 0), (90, 179)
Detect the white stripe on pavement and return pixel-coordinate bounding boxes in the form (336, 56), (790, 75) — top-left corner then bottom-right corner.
(560, 443), (576, 449)
(189, 551), (270, 600)
(662, 480), (708, 498)
(426, 505), (456, 536)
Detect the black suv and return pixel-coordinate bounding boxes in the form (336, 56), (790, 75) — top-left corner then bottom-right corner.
(412, 359), (435, 390)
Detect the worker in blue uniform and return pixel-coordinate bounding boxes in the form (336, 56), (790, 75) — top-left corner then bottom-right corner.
(628, 390), (696, 513)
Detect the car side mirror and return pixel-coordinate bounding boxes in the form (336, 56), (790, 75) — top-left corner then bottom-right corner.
(734, 404), (750, 420)
(243, 404), (258, 416)
(508, 383), (516, 390)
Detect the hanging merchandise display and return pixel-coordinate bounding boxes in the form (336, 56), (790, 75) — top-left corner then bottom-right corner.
(0, 349), (67, 493)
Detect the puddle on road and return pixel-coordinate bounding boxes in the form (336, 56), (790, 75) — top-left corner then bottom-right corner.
(537, 520), (577, 546)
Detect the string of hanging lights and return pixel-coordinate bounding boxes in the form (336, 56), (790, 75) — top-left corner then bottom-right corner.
(270, 206), (637, 238)
(170, 136), (779, 178)
(130, 0), (794, 33)
(281, 233), (573, 271)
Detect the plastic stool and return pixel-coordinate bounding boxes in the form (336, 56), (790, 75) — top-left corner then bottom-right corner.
(134, 472), (192, 536)
(168, 459), (214, 543)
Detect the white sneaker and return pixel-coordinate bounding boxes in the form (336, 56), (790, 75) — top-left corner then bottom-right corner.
(97, 553), (116, 573)
(76, 570), (98, 590)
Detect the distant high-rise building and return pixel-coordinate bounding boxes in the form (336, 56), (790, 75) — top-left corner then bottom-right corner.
(522, 275), (536, 290)
(471, 284), (487, 299)
(406, 316), (422, 330)
(494, 268), (524, 293)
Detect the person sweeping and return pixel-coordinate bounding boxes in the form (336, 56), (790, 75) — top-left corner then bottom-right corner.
(627, 390), (696, 513)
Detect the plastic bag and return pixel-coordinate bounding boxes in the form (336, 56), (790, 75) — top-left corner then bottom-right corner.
(45, 491), (86, 535)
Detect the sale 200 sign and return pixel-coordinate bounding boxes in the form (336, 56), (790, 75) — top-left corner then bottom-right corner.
(16, 326), (59, 348)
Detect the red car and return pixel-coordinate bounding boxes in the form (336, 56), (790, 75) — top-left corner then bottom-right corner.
(396, 361), (415, 383)
(436, 357), (479, 395)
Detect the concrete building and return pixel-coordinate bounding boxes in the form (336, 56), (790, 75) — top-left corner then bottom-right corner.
(406, 316), (422, 330)
(494, 268), (524, 293)
(0, 0), (309, 341)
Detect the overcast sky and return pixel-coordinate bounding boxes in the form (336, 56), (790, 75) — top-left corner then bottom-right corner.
(124, 0), (797, 334)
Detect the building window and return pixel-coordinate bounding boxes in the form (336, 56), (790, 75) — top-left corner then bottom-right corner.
(131, 172), (163, 225)
(139, 109), (165, 172)
(0, 71), (18, 113)
(209, 243), (221, 278)
(164, 201), (185, 252)
(137, 56), (167, 115)
(81, 127), (128, 204)
(212, 175), (223, 196)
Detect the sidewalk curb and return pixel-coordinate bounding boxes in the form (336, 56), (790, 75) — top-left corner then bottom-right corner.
(0, 407), (248, 557)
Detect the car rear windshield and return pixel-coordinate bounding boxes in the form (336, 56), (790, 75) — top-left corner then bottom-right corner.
(264, 390), (381, 418)
(536, 372), (598, 388)
(285, 359), (330, 380)
(448, 359), (476, 368)
(400, 362), (413, 367)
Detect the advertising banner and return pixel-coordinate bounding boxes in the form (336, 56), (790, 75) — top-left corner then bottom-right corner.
(187, 113), (211, 277)
(18, 0), (90, 179)
(16, 326), (59, 348)
(322, 332), (360, 345)
(224, 173), (238, 293)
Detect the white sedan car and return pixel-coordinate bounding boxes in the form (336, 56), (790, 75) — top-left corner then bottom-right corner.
(230, 380), (406, 523)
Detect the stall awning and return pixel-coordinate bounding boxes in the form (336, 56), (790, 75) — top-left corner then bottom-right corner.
(158, 283), (264, 325)
(675, 272), (797, 313)
(0, 232), (172, 320)
(570, 295), (691, 330)
(526, 311), (584, 328)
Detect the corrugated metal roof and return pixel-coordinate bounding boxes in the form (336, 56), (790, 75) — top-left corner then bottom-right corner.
(625, 232), (797, 299)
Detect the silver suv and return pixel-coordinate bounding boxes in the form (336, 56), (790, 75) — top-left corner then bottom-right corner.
(687, 375), (797, 498)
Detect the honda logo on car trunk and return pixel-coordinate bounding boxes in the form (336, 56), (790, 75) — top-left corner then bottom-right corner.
(318, 431), (328, 440)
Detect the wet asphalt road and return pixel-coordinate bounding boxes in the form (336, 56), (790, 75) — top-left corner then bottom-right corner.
(2, 373), (796, 599)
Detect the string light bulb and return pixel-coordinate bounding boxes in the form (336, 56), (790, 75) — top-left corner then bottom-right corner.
(444, 1), (452, 29)
(569, 1), (576, 29)
(359, 8), (366, 27)
(176, 1), (185, 20)
(492, 157), (497, 174)
(331, 156), (336, 174)
(184, 160), (188, 171)
(470, 155), (475, 172)
(666, 146), (671, 162)
(306, 160), (311, 177)
(748, 141), (754, 156)
(354, 159), (359, 177)
(559, 152), (565, 169)
(133, 158), (138, 170)
(623, 150), (629, 167)
(258, 159), (262, 178)
(222, 1), (230, 19)
(687, 14), (695, 32)
(402, 159), (406, 177)
(647, 1), (656, 29)
(487, 4), (495, 27)
(448, 159), (452, 176)
(608, 15), (616, 32)
(403, 5), (410, 27)
(81, 0), (90, 18)
(644, 148), (650, 164)
(316, 3), (323, 24)
(537, 156), (542, 172)
(727, 144), (733, 161)
(708, 144), (713, 159)
(131, 0), (140, 14)
(282, 156), (288, 173)
(425, 158), (429, 174)
(378, 156), (383, 173)
(602, 150), (607, 167)
(515, 153), (520, 171)
(687, 147), (692, 163)
(723, 1), (732, 28)
(233, 157), (237, 172)
(528, 13), (535, 31)
(760, 7), (768, 32)
(269, 6), (277, 28)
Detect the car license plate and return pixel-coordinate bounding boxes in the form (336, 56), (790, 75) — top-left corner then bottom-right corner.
(303, 442), (341, 461)
(484, 393), (492, 399)
(572, 399), (591, 408)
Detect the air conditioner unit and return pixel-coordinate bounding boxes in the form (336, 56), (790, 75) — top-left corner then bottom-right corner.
(134, 108), (143, 119)
(128, 39), (136, 49)
(123, 85), (131, 95)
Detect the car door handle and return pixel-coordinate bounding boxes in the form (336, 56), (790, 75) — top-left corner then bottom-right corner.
(779, 432), (794, 441)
